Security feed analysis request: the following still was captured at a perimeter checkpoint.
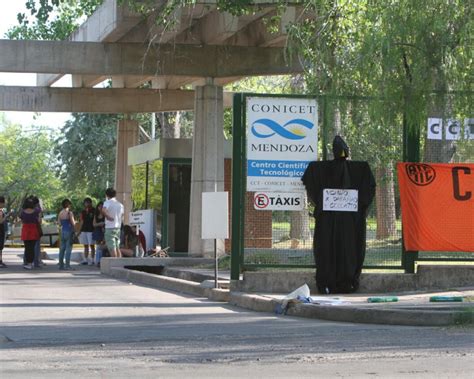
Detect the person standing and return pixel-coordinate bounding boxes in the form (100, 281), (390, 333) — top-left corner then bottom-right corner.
(0, 196), (7, 268)
(20, 197), (41, 270)
(92, 201), (105, 265)
(30, 196), (44, 268)
(78, 197), (95, 265)
(58, 199), (76, 270)
(102, 188), (124, 258)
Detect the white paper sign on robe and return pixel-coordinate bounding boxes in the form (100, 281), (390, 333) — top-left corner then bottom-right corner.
(323, 189), (358, 212)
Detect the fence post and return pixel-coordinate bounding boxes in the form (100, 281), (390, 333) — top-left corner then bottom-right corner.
(402, 111), (420, 273)
(231, 93), (244, 281)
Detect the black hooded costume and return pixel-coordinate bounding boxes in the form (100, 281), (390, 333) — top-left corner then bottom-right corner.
(301, 136), (376, 294)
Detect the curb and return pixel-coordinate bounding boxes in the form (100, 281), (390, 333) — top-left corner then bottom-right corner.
(105, 268), (473, 327)
(287, 303), (472, 326)
(229, 292), (279, 313)
(109, 267), (230, 302)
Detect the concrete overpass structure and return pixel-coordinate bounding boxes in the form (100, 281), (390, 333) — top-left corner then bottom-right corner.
(0, 0), (309, 257)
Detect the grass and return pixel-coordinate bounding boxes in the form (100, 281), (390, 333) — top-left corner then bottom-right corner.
(272, 218), (402, 231)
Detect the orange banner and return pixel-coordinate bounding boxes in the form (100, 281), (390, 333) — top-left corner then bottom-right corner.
(397, 162), (474, 252)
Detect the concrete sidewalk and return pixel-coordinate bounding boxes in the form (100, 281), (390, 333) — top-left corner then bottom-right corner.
(98, 257), (474, 326)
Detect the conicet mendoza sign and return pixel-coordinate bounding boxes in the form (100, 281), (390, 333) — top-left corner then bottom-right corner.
(246, 96), (318, 192)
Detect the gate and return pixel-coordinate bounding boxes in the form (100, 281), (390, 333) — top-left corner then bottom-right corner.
(230, 93), (473, 280)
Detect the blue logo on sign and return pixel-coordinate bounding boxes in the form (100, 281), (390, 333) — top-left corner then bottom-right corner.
(251, 119), (314, 140)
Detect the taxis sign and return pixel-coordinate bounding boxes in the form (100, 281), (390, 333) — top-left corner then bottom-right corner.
(253, 192), (304, 211)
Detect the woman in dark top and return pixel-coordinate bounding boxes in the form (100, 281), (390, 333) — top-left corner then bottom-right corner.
(58, 199), (76, 270)
(93, 202), (106, 265)
(20, 198), (41, 270)
(79, 197), (95, 265)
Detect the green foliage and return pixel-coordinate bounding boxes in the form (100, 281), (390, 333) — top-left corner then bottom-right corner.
(6, 0), (103, 40)
(0, 115), (62, 211)
(287, 0), (473, 127)
(50, 193), (100, 216)
(53, 113), (119, 199)
(131, 161), (163, 211)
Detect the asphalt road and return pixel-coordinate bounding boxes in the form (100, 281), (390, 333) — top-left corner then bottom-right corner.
(1, 251), (473, 378)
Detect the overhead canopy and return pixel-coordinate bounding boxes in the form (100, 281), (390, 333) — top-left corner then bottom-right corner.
(31, 0), (311, 89)
(0, 86), (233, 113)
(128, 138), (233, 165)
(0, 40), (302, 78)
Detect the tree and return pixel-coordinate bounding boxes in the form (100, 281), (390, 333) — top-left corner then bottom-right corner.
(286, 0), (472, 239)
(131, 161), (163, 211)
(0, 114), (62, 211)
(53, 113), (119, 199)
(6, 0), (103, 40)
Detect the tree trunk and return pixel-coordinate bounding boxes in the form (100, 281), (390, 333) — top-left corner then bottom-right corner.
(375, 164), (396, 239)
(160, 112), (181, 138)
(288, 75), (312, 247)
(289, 210), (311, 248)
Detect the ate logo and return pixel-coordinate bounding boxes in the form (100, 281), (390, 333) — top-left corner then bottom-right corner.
(406, 163), (436, 186)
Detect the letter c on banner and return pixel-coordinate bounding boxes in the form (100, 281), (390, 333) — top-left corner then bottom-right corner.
(431, 123), (440, 134)
(452, 167), (472, 201)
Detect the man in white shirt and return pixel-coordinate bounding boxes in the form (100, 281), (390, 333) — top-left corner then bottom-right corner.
(102, 188), (124, 258)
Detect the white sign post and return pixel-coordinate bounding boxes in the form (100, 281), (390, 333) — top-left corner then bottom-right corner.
(202, 192), (229, 288)
(129, 209), (156, 253)
(246, 96), (318, 193)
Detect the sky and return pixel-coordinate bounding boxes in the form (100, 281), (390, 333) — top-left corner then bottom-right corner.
(0, 1), (72, 130)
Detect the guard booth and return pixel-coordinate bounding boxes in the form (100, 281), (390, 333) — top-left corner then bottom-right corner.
(128, 138), (232, 255)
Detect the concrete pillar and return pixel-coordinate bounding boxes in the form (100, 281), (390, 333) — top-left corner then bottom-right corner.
(188, 85), (225, 257)
(115, 119), (138, 224)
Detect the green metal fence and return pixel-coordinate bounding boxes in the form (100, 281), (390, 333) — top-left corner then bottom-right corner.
(231, 92), (473, 279)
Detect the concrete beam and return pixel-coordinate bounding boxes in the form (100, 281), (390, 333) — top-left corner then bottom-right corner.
(226, 7), (307, 48)
(0, 86), (192, 113)
(178, 7), (274, 45)
(37, 0), (143, 87)
(197, 11), (239, 44)
(0, 86), (234, 113)
(0, 40), (302, 77)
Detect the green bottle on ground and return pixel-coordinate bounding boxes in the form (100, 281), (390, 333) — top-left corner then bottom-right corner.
(367, 296), (399, 303)
(429, 296), (464, 302)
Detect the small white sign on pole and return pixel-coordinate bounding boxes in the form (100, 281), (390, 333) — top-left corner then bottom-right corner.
(202, 192), (229, 239)
(323, 189), (358, 212)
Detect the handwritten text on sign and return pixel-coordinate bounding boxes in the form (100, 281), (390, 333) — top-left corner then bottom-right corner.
(323, 189), (358, 212)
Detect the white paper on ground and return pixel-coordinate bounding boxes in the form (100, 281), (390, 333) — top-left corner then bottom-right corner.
(308, 297), (350, 305)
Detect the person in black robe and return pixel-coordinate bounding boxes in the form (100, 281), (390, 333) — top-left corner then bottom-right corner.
(302, 136), (376, 294)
